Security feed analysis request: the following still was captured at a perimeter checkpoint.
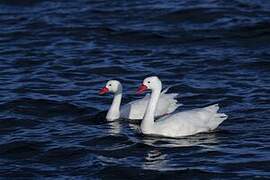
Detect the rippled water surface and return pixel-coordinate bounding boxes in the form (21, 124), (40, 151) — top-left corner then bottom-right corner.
(0, 0), (270, 178)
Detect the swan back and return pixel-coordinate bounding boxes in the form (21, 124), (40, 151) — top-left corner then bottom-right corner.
(154, 104), (228, 137)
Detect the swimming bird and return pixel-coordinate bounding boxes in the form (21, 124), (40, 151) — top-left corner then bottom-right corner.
(136, 76), (228, 138)
(99, 80), (180, 121)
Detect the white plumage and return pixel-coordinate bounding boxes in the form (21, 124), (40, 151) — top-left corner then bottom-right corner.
(137, 76), (228, 138)
(99, 80), (180, 121)
(121, 89), (180, 120)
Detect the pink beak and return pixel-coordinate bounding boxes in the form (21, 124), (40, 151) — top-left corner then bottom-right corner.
(99, 87), (109, 95)
(136, 84), (148, 94)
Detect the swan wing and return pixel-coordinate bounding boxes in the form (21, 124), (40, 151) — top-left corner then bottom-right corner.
(154, 104), (227, 137)
(121, 91), (181, 120)
(120, 94), (150, 119)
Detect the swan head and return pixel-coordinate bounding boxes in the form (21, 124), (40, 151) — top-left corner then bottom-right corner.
(99, 80), (122, 95)
(137, 76), (162, 94)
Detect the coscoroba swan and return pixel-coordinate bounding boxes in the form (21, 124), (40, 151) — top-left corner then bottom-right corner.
(136, 76), (228, 138)
(99, 80), (181, 121)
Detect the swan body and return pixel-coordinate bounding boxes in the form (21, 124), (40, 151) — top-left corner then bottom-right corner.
(99, 80), (180, 121)
(137, 76), (228, 138)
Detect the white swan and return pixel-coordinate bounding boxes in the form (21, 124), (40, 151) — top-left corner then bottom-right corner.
(99, 80), (181, 121)
(136, 76), (228, 138)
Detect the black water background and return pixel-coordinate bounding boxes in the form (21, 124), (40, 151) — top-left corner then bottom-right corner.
(0, 0), (270, 179)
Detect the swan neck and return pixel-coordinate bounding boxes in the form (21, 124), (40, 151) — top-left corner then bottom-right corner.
(106, 91), (122, 121)
(141, 88), (161, 131)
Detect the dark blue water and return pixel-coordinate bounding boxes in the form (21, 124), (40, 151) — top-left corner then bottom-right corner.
(0, 0), (270, 178)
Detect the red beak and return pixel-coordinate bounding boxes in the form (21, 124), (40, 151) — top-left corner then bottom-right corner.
(136, 84), (148, 94)
(99, 87), (109, 95)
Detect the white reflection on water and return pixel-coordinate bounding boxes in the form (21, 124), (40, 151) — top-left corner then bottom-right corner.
(128, 122), (222, 170)
(142, 133), (220, 148)
(143, 149), (170, 170)
(107, 120), (122, 135)
(128, 122), (220, 148)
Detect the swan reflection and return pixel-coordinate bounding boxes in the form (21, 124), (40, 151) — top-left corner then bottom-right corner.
(143, 149), (169, 170)
(129, 121), (220, 148)
(140, 133), (220, 171)
(107, 120), (122, 135)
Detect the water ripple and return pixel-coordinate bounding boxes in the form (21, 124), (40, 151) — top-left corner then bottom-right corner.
(0, 0), (269, 178)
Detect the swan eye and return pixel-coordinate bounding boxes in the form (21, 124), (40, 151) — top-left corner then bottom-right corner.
(109, 84), (112, 86)
(147, 81), (150, 84)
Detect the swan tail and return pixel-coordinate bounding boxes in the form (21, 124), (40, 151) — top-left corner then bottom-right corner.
(208, 113), (227, 130)
(204, 103), (227, 131)
(202, 104), (228, 130)
(215, 113), (228, 121)
(205, 104), (220, 113)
